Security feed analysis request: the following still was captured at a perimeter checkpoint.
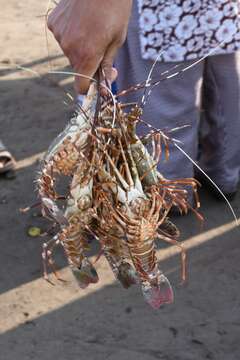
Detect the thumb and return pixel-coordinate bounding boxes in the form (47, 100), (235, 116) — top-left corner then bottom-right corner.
(100, 43), (118, 86)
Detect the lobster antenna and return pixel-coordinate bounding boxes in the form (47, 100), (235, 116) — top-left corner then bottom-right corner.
(140, 50), (164, 107)
(44, 0), (53, 72)
(117, 34), (237, 100)
(49, 70), (117, 128)
(15, 64), (40, 77)
(14, 62), (74, 108)
(145, 37), (236, 103)
(137, 117), (238, 225)
(117, 61), (182, 98)
(174, 142), (239, 226)
(12, 64), (116, 126)
(136, 34), (239, 224)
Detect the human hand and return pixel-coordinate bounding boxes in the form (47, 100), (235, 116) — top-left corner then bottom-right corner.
(47, 0), (132, 93)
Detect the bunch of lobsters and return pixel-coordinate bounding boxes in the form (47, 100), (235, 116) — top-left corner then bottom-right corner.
(36, 83), (200, 309)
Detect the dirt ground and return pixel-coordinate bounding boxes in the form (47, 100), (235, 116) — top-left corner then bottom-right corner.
(0, 2), (240, 360)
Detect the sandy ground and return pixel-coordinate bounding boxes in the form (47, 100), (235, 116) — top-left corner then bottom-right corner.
(0, 1), (240, 360)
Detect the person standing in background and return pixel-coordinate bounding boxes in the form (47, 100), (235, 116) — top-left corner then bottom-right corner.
(0, 140), (15, 175)
(47, 0), (240, 200)
(115, 0), (240, 200)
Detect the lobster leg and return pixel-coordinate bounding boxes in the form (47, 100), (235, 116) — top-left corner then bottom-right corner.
(42, 237), (63, 283)
(156, 232), (187, 283)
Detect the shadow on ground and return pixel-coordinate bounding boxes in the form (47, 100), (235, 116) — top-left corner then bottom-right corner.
(0, 221), (240, 360)
(0, 58), (240, 360)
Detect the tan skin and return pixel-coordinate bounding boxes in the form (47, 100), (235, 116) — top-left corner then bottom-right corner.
(47, 0), (133, 93)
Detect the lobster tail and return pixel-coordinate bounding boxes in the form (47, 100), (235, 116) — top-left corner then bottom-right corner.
(71, 259), (99, 289)
(142, 274), (174, 309)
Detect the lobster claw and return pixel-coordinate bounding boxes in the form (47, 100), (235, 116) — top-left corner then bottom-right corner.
(142, 274), (174, 309)
(71, 259), (99, 289)
(117, 262), (139, 289)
